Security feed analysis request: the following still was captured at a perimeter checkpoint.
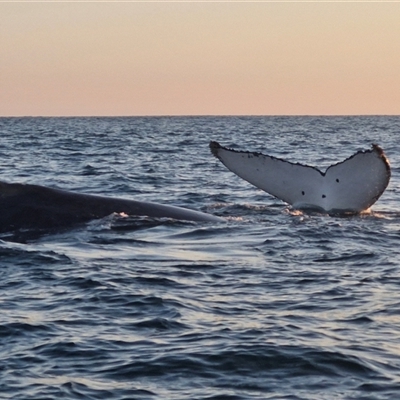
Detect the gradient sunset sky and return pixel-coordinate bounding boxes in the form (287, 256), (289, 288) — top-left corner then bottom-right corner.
(1, 2), (399, 117)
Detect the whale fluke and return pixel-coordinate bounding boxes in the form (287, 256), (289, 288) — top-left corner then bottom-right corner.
(210, 141), (391, 214)
(0, 180), (223, 234)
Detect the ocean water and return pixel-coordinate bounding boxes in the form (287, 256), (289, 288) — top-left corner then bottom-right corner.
(1, 116), (400, 400)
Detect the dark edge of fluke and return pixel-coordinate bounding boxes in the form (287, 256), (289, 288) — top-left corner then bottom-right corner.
(210, 141), (391, 178)
(209, 141), (222, 158)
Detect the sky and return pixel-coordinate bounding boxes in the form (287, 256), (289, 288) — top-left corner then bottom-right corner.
(1, 1), (399, 117)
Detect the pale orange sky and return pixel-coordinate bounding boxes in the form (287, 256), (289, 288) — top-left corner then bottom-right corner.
(1, 2), (399, 116)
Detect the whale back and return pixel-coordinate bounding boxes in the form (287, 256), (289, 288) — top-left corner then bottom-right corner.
(210, 142), (390, 213)
(0, 181), (223, 234)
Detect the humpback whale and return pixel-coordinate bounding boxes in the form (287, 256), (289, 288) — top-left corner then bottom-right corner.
(210, 141), (390, 214)
(0, 180), (223, 234)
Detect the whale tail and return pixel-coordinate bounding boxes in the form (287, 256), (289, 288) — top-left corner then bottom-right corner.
(210, 141), (390, 214)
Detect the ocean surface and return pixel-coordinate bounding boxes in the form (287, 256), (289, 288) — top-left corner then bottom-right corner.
(1, 116), (400, 400)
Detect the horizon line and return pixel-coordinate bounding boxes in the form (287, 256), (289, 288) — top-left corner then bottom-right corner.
(1, 114), (399, 118)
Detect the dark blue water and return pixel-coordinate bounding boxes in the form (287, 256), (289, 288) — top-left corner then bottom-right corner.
(1, 116), (400, 399)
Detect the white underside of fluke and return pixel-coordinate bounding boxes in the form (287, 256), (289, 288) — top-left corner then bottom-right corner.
(210, 142), (391, 214)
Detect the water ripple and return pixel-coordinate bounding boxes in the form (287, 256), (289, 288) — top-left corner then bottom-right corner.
(1, 116), (400, 399)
